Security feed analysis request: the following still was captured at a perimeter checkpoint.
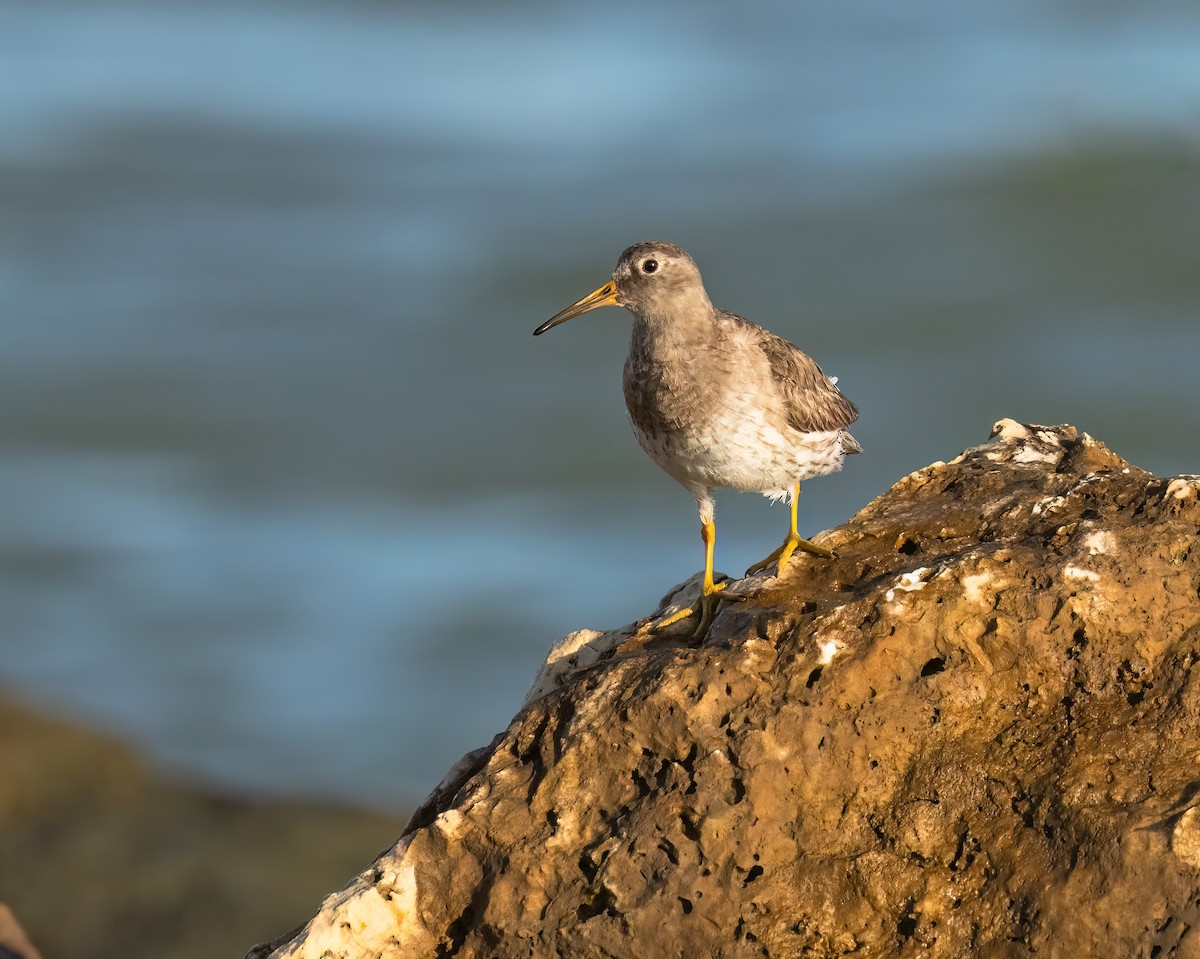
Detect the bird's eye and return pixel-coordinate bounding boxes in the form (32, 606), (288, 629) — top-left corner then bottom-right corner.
(642, 258), (659, 274)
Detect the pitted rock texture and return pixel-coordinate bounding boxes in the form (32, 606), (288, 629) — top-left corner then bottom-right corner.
(255, 421), (1200, 959)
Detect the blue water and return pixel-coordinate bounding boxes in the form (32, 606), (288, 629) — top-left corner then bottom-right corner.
(3, 0), (1200, 809)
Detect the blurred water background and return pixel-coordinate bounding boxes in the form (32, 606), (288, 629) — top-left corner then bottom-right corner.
(3, 0), (1199, 812)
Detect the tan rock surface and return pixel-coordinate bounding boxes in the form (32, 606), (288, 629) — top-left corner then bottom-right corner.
(258, 421), (1200, 959)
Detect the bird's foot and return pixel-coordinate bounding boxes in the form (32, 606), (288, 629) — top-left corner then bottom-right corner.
(656, 579), (746, 639)
(746, 533), (836, 577)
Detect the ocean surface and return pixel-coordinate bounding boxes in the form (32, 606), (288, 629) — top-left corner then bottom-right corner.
(3, 0), (1199, 810)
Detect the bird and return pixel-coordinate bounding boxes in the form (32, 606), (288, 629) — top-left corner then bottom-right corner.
(533, 241), (860, 638)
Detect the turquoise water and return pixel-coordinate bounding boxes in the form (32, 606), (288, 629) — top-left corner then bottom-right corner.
(3, 0), (1199, 809)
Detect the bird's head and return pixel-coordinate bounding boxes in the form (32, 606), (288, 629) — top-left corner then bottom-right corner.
(533, 241), (710, 335)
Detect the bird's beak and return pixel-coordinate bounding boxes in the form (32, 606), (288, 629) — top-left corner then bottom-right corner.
(533, 280), (620, 335)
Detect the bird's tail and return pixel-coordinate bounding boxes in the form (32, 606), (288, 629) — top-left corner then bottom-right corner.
(840, 431), (863, 455)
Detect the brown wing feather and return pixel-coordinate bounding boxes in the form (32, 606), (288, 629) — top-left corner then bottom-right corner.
(725, 312), (859, 434)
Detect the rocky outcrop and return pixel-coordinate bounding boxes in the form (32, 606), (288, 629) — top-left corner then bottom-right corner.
(254, 421), (1200, 959)
(0, 699), (404, 959)
(0, 905), (43, 959)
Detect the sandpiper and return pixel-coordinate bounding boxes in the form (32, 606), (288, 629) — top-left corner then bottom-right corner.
(533, 241), (860, 637)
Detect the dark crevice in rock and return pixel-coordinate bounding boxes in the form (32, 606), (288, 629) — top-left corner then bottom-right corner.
(896, 536), (921, 555)
(949, 830), (979, 873)
(896, 906), (920, 942)
(575, 888), (618, 922)
(435, 870), (499, 959)
(630, 767), (651, 800)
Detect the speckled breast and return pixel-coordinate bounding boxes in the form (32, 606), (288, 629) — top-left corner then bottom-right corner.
(623, 364), (848, 495)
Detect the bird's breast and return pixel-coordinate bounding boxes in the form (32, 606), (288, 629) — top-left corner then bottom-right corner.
(622, 347), (711, 442)
(621, 338), (850, 493)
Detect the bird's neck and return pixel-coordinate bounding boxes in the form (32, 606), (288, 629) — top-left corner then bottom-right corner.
(630, 292), (718, 357)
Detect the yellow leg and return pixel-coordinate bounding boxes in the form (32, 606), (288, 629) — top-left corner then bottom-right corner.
(657, 518), (739, 638)
(746, 482), (835, 577)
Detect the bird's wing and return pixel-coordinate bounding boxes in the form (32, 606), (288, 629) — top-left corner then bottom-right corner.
(725, 313), (859, 434)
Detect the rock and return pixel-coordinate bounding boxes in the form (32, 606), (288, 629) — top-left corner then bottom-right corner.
(256, 420), (1200, 959)
(0, 699), (405, 959)
(0, 904), (43, 959)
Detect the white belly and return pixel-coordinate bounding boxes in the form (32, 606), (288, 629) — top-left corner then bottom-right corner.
(630, 403), (848, 498)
